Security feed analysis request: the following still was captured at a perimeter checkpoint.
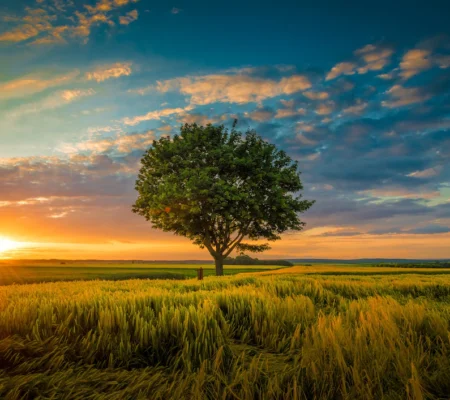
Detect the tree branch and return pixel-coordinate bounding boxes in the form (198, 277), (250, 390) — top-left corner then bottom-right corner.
(223, 232), (245, 258)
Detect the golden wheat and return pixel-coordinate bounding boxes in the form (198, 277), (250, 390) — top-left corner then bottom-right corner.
(0, 273), (449, 399)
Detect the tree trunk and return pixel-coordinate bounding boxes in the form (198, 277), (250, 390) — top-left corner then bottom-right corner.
(214, 257), (224, 276)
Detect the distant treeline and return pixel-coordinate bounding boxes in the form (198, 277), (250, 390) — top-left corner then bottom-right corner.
(224, 255), (294, 266)
(375, 262), (450, 269)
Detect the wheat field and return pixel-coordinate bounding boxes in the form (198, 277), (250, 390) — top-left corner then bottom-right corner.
(0, 271), (449, 399)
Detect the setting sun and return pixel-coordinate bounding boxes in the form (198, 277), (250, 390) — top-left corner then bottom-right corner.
(0, 237), (21, 254)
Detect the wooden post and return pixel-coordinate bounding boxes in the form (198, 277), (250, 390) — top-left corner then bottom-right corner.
(197, 267), (204, 280)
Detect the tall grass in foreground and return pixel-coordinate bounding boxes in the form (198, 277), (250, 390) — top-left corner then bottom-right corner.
(0, 274), (449, 399)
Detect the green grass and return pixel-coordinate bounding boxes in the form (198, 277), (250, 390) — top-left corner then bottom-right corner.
(0, 263), (282, 285)
(0, 268), (450, 399)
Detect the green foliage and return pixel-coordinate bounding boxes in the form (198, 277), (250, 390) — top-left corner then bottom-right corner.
(224, 254), (294, 266)
(1, 273), (450, 399)
(133, 123), (314, 274)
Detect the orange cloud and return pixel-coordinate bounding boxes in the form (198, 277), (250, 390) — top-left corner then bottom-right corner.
(86, 62), (132, 82)
(0, 0), (140, 45)
(6, 89), (95, 120)
(382, 85), (431, 108)
(303, 91), (329, 100)
(315, 102), (335, 115)
(275, 108), (306, 119)
(119, 9), (138, 25)
(355, 44), (394, 74)
(247, 109), (275, 122)
(60, 131), (156, 155)
(0, 70), (79, 100)
(155, 73), (312, 105)
(326, 44), (394, 80)
(399, 49), (433, 79)
(9, 89), (95, 117)
(123, 106), (193, 126)
(342, 101), (367, 115)
(325, 62), (356, 81)
(177, 113), (220, 125)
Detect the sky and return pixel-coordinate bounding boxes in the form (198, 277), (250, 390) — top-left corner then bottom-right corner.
(1, 0), (450, 260)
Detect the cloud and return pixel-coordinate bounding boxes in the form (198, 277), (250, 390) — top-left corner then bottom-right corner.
(10, 89), (95, 117)
(0, 70), (79, 100)
(0, 7), (54, 43)
(318, 230), (362, 237)
(275, 108), (306, 119)
(155, 72), (312, 105)
(303, 91), (329, 100)
(128, 85), (153, 95)
(86, 62), (132, 82)
(342, 101), (368, 115)
(176, 113), (220, 125)
(315, 102), (335, 115)
(407, 167), (442, 178)
(61, 131), (156, 155)
(123, 106), (193, 126)
(436, 55), (450, 69)
(360, 188), (441, 200)
(377, 72), (396, 80)
(354, 44), (394, 74)
(326, 44), (394, 80)
(325, 62), (356, 80)
(382, 85), (431, 108)
(399, 49), (433, 79)
(407, 224), (450, 234)
(0, 0), (140, 45)
(119, 9), (138, 25)
(247, 109), (275, 122)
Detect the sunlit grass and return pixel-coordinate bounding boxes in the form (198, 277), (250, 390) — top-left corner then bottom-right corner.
(0, 271), (449, 399)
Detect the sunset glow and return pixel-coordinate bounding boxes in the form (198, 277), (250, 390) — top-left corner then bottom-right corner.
(0, 237), (21, 255)
(0, 1), (449, 260)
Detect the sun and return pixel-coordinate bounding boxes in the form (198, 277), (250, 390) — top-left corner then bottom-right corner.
(0, 237), (21, 254)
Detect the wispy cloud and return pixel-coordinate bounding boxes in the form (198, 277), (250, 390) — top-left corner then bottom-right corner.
(122, 106), (193, 126)
(382, 84), (431, 108)
(0, 70), (79, 100)
(60, 131), (156, 155)
(247, 109), (276, 122)
(155, 72), (312, 105)
(119, 10), (138, 25)
(86, 62), (132, 82)
(10, 89), (95, 117)
(303, 91), (329, 100)
(407, 167), (442, 178)
(342, 101), (368, 115)
(325, 62), (356, 81)
(326, 44), (394, 80)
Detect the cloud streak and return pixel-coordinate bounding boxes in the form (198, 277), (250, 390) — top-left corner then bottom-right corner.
(86, 62), (133, 82)
(155, 72), (312, 105)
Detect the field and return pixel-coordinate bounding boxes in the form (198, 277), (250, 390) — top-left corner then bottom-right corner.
(1, 264), (450, 399)
(0, 262), (281, 285)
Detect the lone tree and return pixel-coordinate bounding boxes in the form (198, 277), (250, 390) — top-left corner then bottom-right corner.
(133, 123), (314, 276)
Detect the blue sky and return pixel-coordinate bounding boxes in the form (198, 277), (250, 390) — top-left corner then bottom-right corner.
(1, 0), (450, 259)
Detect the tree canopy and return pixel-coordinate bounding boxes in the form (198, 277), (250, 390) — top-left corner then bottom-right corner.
(133, 123), (314, 275)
